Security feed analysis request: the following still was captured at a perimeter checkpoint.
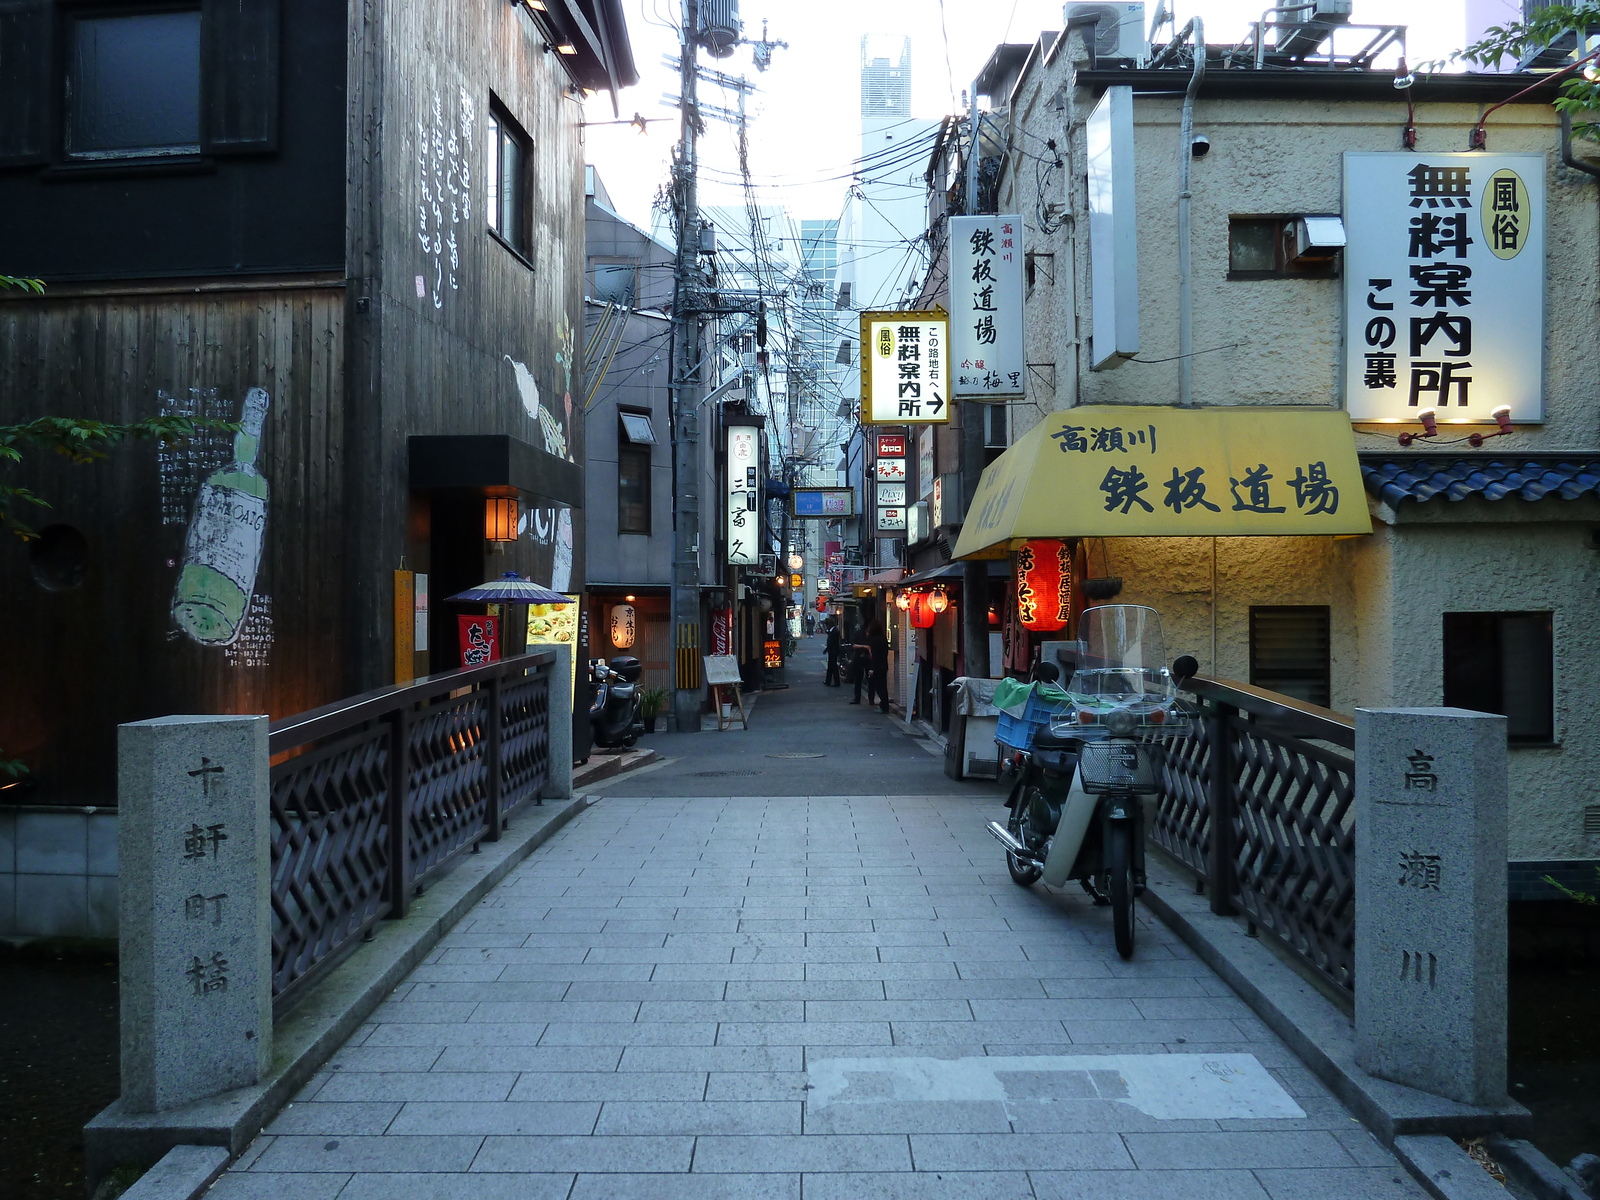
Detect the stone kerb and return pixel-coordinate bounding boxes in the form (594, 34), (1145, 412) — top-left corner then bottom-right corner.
(1354, 706), (1508, 1108)
(117, 714), (271, 1113)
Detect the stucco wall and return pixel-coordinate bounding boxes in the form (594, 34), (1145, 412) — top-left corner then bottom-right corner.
(991, 32), (1600, 861)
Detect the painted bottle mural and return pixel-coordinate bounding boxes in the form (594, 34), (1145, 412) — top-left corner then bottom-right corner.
(173, 388), (271, 645)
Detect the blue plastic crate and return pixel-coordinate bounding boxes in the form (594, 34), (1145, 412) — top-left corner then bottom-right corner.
(995, 690), (1072, 751)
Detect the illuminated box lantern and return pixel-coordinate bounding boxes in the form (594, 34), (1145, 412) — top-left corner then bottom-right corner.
(1016, 539), (1071, 632)
(484, 496), (519, 542)
(763, 640), (783, 667)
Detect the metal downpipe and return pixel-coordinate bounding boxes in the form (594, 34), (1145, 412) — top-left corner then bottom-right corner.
(1177, 17), (1205, 406)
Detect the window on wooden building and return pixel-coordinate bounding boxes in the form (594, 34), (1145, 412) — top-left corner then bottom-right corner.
(67, 10), (203, 159)
(1249, 606), (1331, 707)
(1443, 612), (1554, 743)
(486, 101), (531, 257)
(617, 411), (654, 534)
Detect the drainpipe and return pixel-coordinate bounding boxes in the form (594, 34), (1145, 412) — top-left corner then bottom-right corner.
(1561, 109), (1600, 180)
(1177, 17), (1205, 406)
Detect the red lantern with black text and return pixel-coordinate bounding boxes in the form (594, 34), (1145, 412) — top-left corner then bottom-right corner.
(909, 592), (937, 629)
(1016, 539), (1072, 633)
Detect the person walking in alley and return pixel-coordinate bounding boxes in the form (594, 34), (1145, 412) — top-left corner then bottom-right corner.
(851, 621), (890, 712)
(824, 617), (843, 686)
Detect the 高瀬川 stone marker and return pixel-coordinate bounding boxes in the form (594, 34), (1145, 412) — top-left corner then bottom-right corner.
(1354, 706), (1507, 1107)
(118, 715), (271, 1112)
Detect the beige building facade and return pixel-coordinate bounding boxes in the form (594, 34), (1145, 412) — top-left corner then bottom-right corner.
(978, 25), (1600, 874)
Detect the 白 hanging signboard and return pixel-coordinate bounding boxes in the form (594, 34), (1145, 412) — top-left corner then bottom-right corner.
(860, 310), (950, 425)
(949, 215), (1024, 397)
(726, 424), (759, 564)
(1343, 152), (1544, 423)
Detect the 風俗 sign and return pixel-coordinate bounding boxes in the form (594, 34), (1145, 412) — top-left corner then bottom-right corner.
(1343, 152), (1544, 423)
(726, 425), (759, 565)
(949, 215), (1024, 397)
(861, 311), (950, 425)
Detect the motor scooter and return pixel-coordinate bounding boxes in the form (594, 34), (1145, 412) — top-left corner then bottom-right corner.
(987, 605), (1196, 959)
(589, 655), (645, 750)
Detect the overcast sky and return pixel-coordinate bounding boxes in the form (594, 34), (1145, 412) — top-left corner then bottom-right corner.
(581, 1), (1472, 234)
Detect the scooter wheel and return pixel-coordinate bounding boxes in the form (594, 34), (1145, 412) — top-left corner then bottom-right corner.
(1108, 821), (1136, 959)
(1006, 801), (1043, 887)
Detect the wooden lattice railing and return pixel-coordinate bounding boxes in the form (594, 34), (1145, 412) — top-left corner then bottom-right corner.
(1151, 676), (1356, 995)
(265, 651), (554, 1011)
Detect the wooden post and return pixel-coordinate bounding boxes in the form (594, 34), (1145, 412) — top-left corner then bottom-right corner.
(1207, 701), (1238, 916)
(386, 704), (411, 918)
(485, 671), (503, 841)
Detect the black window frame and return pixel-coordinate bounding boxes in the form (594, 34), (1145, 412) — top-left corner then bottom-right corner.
(616, 418), (651, 535)
(1443, 611), (1555, 745)
(62, 2), (205, 163)
(1249, 605), (1332, 708)
(486, 97), (532, 262)
(1228, 216), (1338, 281)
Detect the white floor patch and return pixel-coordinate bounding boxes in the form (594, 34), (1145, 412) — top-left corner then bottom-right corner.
(805, 1053), (1305, 1121)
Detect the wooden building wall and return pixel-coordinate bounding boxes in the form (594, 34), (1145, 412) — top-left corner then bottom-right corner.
(345, 0), (589, 685)
(0, 282), (346, 804)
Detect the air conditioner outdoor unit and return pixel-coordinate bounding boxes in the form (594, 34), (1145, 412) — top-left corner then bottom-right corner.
(1065, 2), (1147, 63)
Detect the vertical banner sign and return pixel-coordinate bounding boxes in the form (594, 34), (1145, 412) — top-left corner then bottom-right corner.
(860, 311), (951, 425)
(1087, 87), (1139, 369)
(875, 432), (908, 533)
(726, 424), (759, 565)
(949, 215), (1024, 396)
(1344, 153), (1544, 423)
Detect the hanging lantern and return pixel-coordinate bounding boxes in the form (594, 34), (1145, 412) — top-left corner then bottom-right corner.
(928, 586), (950, 615)
(894, 591), (911, 612)
(484, 496), (519, 542)
(788, 553), (804, 571)
(1016, 539), (1071, 632)
(609, 602), (637, 649)
(910, 592), (937, 629)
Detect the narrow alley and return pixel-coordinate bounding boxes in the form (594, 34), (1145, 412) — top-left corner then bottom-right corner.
(206, 640), (1429, 1200)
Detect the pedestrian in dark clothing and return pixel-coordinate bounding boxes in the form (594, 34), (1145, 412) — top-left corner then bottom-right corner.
(823, 619), (842, 687)
(852, 622), (890, 712)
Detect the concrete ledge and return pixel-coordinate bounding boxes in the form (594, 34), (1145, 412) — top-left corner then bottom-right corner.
(1394, 1135), (1514, 1200)
(83, 794), (598, 1188)
(1140, 852), (1530, 1145)
(1487, 1137), (1593, 1200)
(115, 1144), (229, 1200)
(573, 746), (658, 789)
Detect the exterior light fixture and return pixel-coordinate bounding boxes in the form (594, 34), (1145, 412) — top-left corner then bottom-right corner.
(609, 603), (637, 649)
(929, 587), (950, 615)
(485, 496), (519, 542)
(624, 593), (636, 602)
(526, 0), (546, 9)
(556, 42), (577, 54)
(788, 553), (804, 571)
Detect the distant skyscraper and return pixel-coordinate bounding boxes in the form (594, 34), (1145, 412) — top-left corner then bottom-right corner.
(860, 35), (911, 119)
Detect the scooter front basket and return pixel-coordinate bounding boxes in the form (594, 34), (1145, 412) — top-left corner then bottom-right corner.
(1077, 739), (1164, 795)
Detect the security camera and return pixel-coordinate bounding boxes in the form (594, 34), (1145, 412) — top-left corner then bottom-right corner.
(1191, 135), (1210, 158)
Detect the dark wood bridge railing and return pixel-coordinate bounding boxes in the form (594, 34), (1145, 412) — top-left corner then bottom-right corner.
(1151, 676), (1356, 996)
(265, 650), (556, 1012)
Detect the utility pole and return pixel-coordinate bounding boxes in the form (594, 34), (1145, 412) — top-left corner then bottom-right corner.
(960, 87), (992, 681)
(669, 0), (704, 733)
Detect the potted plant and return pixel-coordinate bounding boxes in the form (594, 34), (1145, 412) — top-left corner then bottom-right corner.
(640, 686), (669, 733)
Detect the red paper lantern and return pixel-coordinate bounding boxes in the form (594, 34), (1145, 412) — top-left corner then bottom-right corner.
(1016, 539), (1071, 633)
(909, 592), (937, 629)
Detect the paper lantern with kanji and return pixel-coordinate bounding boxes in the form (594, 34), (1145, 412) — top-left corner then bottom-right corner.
(909, 592), (938, 629)
(609, 603), (637, 649)
(1015, 539), (1072, 632)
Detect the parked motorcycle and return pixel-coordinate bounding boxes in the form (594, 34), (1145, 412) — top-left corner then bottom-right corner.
(589, 655), (645, 750)
(987, 605), (1197, 959)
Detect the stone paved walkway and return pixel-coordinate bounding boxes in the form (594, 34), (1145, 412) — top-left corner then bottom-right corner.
(210, 788), (1432, 1200)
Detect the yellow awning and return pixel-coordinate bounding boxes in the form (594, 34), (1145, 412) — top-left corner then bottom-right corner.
(954, 406), (1372, 559)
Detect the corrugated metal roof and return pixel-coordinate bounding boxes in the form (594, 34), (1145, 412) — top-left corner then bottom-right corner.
(1360, 457), (1600, 508)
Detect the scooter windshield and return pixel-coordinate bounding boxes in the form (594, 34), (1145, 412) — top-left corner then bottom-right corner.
(1074, 605), (1172, 703)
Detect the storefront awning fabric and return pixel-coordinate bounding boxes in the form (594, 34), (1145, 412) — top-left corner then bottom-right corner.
(953, 405), (1372, 560)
